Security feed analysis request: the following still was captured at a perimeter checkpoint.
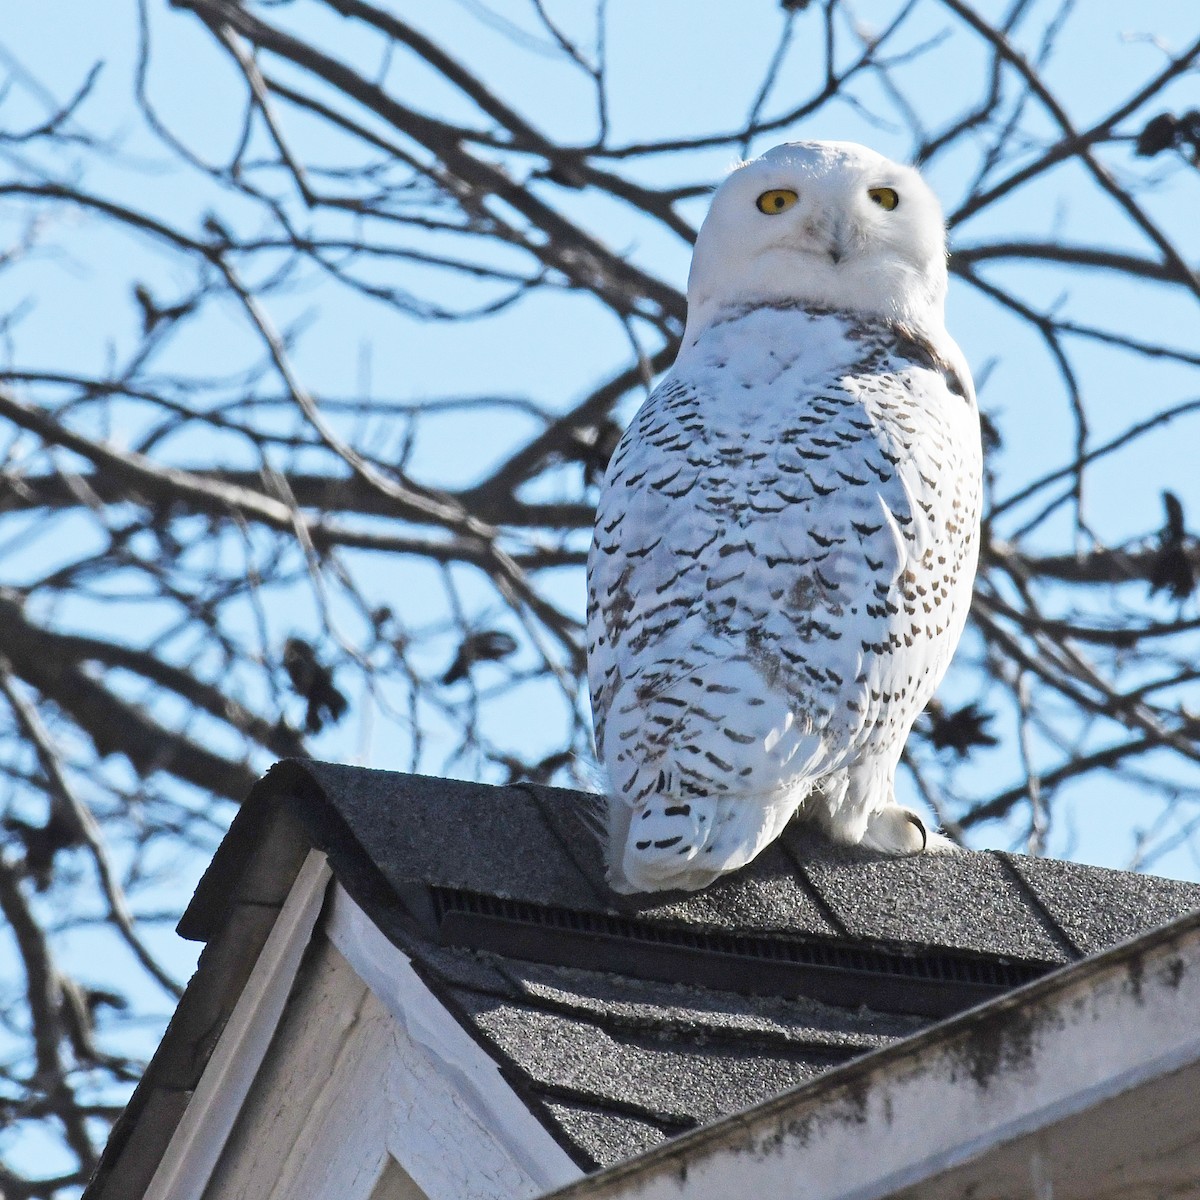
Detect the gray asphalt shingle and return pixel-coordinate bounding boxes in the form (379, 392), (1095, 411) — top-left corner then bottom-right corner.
(1000, 852), (1200, 956)
(455, 992), (842, 1128)
(300, 762), (604, 908)
(541, 1101), (671, 1167)
(782, 827), (1070, 961)
(494, 957), (927, 1050)
(624, 842), (840, 936)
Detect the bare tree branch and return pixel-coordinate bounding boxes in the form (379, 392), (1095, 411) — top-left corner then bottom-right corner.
(1, 2), (1199, 1184)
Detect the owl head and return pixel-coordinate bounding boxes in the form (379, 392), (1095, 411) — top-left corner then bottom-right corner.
(684, 141), (950, 341)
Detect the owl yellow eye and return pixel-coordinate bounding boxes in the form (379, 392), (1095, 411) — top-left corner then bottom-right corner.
(756, 189), (799, 215)
(868, 187), (899, 211)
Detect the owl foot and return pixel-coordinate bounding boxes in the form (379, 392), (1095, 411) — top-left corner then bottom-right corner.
(861, 805), (957, 855)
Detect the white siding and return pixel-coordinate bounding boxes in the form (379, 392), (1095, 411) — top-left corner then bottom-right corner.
(326, 884), (582, 1199)
(180, 881), (580, 1200)
(202, 935), (400, 1200)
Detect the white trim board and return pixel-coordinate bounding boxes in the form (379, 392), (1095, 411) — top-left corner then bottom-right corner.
(145, 850), (333, 1200)
(327, 882), (583, 1199)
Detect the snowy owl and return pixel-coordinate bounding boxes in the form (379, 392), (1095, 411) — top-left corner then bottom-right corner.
(587, 141), (982, 893)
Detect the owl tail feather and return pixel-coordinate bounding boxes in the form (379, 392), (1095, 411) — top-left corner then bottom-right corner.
(606, 787), (808, 894)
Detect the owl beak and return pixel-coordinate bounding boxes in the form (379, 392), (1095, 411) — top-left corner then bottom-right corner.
(828, 218), (848, 265)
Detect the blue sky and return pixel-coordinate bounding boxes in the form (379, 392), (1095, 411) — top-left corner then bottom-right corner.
(2, 2), (1200, 1182)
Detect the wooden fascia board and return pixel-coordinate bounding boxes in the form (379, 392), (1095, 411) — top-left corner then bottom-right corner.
(143, 850), (333, 1200)
(543, 908), (1200, 1200)
(326, 882), (583, 1198)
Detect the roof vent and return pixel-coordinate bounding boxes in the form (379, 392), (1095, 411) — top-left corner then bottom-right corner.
(429, 887), (1058, 1018)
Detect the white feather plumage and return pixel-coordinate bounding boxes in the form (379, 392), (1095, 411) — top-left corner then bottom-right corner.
(587, 142), (982, 892)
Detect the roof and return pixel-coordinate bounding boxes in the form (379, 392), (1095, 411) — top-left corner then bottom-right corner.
(89, 760), (1200, 1193)
(185, 761), (1200, 1171)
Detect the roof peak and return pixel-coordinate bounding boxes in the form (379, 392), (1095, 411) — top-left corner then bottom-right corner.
(185, 760), (1200, 974)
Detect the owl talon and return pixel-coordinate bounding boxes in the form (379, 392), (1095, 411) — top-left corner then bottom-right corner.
(906, 811), (928, 853)
(861, 804), (930, 855)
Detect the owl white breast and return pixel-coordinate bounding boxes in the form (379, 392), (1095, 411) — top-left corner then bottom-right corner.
(587, 141), (982, 893)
